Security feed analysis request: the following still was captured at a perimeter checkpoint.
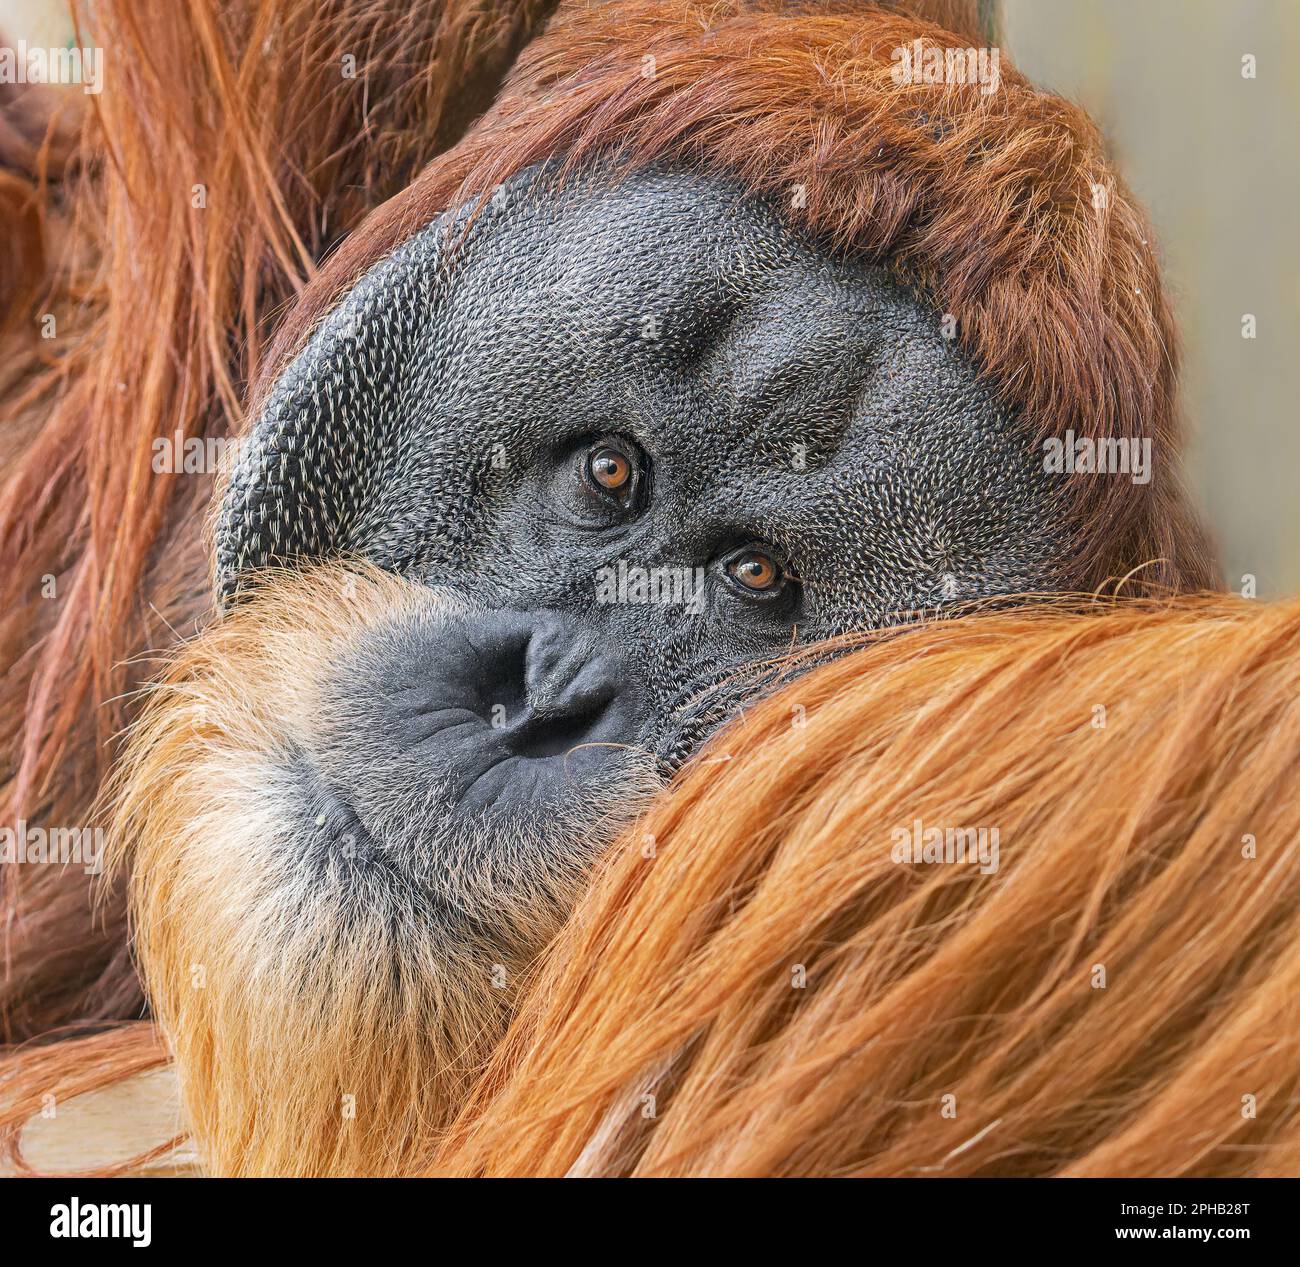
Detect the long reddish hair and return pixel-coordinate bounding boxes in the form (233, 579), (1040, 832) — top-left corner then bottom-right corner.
(434, 593), (1300, 1177)
(1, 0), (1227, 1175)
(0, 0), (557, 1045)
(11, 592), (1296, 1176)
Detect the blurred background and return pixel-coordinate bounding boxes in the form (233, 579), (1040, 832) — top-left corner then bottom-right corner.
(1004, 0), (1300, 597)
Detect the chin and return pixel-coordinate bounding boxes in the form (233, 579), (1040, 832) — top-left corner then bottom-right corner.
(105, 563), (660, 1175)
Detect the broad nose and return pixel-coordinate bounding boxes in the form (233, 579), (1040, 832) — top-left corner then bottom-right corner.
(318, 604), (654, 819)
(472, 611), (638, 760)
(518, 616), (618, 740)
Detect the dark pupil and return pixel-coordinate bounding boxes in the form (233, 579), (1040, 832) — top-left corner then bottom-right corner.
(738, 555), (775, 588)
(592, 451), (627, 488)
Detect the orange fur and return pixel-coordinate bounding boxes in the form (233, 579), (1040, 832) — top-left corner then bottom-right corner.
(263, 0), (1215, 593)
(433, 594), (1300, 1177)
(0, 0), (559, 1049)
(103, 565), (649, 1176)
(0, 0), (1211, 1055)
(0, 0), (1245, 1178)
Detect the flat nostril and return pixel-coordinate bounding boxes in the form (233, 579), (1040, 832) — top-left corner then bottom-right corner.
(450, 611), (631, 759)
(504, 698), (611, 759)
(524, 618), (580, 693)
(537, 658), (620, 719)
(523, 620), (614, 710)
(501, 620), (624, 759)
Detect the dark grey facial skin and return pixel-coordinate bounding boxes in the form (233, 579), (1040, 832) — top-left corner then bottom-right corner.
(218, 162), (1063, 869)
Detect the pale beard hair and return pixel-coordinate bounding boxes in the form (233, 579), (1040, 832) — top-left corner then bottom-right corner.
(107, 565), (659, 1176)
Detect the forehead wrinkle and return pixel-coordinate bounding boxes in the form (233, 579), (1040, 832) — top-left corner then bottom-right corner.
(689, 295), (892, 473)
(663, 463), (844, 561)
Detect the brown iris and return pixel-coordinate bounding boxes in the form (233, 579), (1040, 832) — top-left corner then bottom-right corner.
(587, 447), (631, 492)
(728, 550), (781, 592)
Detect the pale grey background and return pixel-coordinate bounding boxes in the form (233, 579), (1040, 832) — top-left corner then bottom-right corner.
(1004, 0), (1300, 596)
